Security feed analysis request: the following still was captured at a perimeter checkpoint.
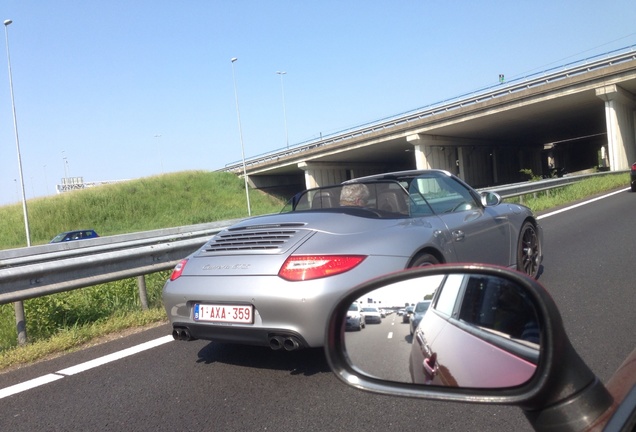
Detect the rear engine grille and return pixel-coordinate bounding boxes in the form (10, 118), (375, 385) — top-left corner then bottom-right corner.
(204, 223), (305, 252)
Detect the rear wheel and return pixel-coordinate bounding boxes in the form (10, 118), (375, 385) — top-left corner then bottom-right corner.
(517, 222), (541, 278)
(409, 253), (440, 268)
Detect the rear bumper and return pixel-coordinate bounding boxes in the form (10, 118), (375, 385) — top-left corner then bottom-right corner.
(162, 256), (408, 348)
(172, 322), (309, 348)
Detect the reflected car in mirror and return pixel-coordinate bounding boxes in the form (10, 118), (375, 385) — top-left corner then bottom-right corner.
(409, 273), (538, 387)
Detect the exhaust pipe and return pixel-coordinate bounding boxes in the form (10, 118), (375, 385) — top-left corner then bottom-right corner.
(269, 335), (285, 350)
(269, 334), (303, 351)
(283, 336), (301, 351)
(172, 326), (195, 341)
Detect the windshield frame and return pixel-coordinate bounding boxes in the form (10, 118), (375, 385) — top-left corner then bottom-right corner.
(280, 170), (484, 218)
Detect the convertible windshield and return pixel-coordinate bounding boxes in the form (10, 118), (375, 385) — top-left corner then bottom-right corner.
(280, 171), (481, 218)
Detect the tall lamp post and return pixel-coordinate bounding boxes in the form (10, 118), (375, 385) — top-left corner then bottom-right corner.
(4, 18), (29, 345)
(231, 57), (251, 216)
(276, 71), (289, 149)
(4, 19), (30, 246)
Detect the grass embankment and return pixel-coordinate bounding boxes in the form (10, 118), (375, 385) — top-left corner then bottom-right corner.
(0, 171), (285, 370)
(0, 171), (629, 371)
(0, 171), (283, 248)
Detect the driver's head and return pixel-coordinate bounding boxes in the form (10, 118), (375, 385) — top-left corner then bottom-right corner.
(340, 184), (370, 207)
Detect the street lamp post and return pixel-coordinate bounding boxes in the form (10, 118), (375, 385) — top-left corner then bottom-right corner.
(276, 71), (289, 149)
(231, 57), (251, 216)
(3, 19), (30, 246)
(4, 18), (28, 345)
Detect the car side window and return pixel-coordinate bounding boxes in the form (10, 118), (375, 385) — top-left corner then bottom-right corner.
(409, 174), (478, 214)
(458, 275), (540, 345)
(433, 274), (464, 317)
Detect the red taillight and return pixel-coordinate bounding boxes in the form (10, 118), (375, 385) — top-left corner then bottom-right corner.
(632, 162), (636, 171)
(278, 255), (366, 281)
(170, 259), (188, 281)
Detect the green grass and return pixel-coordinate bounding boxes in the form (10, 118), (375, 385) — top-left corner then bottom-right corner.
(0, 170), (629, 371)
(0, 171), (284, 248)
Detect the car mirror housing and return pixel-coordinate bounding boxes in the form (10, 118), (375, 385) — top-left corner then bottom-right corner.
(480, 191), (501, 207)
(324, 264), (613, 432)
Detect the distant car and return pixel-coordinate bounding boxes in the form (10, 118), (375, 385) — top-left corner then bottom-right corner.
(402, 305), (414, 323)
(361, 306), (382, 324)
(346, 303), (365, 331)
(409, 272), (539, 386)
(50, 229), (99, 243)
(631, 162), (636, 192)
(409, 301), (431, 335)
(163, 169), (542, 351)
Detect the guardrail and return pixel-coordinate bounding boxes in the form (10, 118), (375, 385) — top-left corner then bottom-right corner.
(0, 171), (627, 344)
(477, 170), (623, 198)
(0, 219), (243, 305)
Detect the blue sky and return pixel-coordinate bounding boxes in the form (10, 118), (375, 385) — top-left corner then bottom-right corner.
(0, 1), (635, 206)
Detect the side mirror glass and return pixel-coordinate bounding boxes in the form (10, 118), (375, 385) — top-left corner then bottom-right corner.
(337, 269), (541, 389)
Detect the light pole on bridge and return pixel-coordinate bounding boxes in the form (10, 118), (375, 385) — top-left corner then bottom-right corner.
(231, 57), (251, 216)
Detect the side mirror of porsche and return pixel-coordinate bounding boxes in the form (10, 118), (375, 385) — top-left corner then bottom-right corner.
(323, 264), (622, 432)
(480, 191), (501, 207)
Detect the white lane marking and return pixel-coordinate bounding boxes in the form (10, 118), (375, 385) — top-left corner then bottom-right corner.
(0, 374), (64, 399)
(537, 187), (630, 220)
(57, 335), (173, 376)
(0, 335), (173, 399)
(387, 332), (393, 339)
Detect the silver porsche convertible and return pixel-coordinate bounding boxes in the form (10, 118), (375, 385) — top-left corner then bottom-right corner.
(162, 169), (542, 351)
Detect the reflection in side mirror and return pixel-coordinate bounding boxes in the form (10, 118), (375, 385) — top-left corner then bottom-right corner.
(343, 272), (541, 389)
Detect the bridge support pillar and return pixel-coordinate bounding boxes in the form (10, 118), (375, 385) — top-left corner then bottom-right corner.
(596, 84), (636, 171)
(298, 162), (348, 189)
(298, 162), (383, 188)
(407, 134), (458, 173)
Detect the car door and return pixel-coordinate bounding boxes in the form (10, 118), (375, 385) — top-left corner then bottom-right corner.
(409, 174), (511, 266)
(413, 273), (538, 387)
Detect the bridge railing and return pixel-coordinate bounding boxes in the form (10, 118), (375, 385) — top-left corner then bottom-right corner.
(221, 45), (636, 172)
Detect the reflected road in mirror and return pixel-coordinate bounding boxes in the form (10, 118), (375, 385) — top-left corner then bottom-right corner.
(345, 310), (415, 383)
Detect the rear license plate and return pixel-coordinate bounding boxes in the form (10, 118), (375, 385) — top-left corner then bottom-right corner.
(193, 303), (253, 324)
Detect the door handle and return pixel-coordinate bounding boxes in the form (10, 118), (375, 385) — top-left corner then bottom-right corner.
(422, 351), (438, 382)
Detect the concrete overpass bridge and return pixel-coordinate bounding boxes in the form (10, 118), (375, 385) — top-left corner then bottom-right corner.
(221, 46), (636, 198)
